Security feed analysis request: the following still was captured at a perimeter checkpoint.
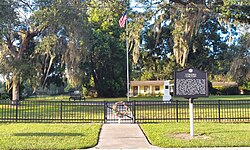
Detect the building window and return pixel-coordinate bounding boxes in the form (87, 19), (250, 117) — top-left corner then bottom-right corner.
(155, 86), (160, 91)
(144, 86), (149, 92)
(133, 86), (138, 90)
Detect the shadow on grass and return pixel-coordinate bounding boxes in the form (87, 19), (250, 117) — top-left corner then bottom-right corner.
(14, 133), (84, 136)
(205, 130), (247, 134)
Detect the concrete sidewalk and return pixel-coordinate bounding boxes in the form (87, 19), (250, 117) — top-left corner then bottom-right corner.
(93, 124), (157, 149)
(90, 124), (250, 150)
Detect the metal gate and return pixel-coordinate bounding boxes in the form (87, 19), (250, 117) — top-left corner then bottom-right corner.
(104, 101), (135, 124)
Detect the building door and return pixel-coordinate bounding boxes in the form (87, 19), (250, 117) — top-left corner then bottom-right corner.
(133, 86), (138, 96)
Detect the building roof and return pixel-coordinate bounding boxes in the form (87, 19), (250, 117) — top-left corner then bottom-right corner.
(130, 81), (164, 86)
(212, 82), (238, 87)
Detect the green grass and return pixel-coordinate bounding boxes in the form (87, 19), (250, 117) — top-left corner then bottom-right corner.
(96, 95), (250, 101)
(140, 123), (250, 148)
(0, 123), (102, 150)
(25, 95), (70, 101)
(24, 94), (250, 101)
(83, 95), (250, 101)
(196, 95), (250, 100)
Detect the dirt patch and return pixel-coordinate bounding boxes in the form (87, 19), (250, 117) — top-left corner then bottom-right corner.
(170, 133), (210, 140)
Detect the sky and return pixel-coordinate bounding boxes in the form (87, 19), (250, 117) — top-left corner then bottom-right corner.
(0, 74), (5, 82)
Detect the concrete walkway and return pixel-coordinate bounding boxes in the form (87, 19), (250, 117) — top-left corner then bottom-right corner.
(90, 124), (250, 150)
(93, 124), (157, 149)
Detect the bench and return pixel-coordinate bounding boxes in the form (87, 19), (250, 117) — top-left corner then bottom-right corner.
(69, 93), (85, 101)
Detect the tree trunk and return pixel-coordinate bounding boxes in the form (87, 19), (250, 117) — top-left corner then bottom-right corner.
(12, 73), (20, 103)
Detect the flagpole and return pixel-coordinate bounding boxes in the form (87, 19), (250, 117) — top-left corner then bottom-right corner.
(126, 10), (129, 102)
(118, 6), (129, 101)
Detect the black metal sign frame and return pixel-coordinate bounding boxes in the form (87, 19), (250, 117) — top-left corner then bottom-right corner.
(174, 68), (209, 99)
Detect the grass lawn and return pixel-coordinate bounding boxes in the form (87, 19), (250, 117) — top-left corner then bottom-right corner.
(0, 123), (102, 150)
(25, 94), (250, 101)
(25, 95), (70, 101)
(85, 95), (250, 101)
(196, 95), (250, 100)
(140, 123), (250, 148)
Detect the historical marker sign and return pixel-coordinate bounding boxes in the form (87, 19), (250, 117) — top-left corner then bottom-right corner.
(174, 68), (208, 99)
(174, 68), (208, 138)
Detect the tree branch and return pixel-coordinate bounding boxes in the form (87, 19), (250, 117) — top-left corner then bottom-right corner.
(5, 34), (18, 57)
(18, 0), (33, 10)
(17, 25), (47, 60)
(170, 0), (191, 6)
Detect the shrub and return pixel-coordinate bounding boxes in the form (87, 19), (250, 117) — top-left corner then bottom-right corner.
(208, 81), (218, 95)
(0, 93), (10, 100)
(243, 89), (250, 95)
(212, 86), (239, 95)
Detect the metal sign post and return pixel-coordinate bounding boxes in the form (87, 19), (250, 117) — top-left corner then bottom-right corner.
(189, 98), (194, 138)
(174, 68), (208, 138)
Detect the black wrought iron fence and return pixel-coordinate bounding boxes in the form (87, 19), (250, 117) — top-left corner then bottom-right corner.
(0, 100), (104, 123)
(0, 100), (249, 123)
(134, 100), (250, 123)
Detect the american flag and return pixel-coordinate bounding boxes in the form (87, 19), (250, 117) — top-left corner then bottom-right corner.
(119, 11), (127, 28)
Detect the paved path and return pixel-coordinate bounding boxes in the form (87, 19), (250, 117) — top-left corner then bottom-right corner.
(93, 124), (156, 149)
(90, 124), (250, 150)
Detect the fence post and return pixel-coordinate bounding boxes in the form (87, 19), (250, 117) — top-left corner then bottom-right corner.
(176, 100), (179, 122)
(104, 101), (107, 123)
(60, 100), (63, 123)
(15, 100), (19, 122)
(218, 100), (221, 122)
(133, 101), (136, 123)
